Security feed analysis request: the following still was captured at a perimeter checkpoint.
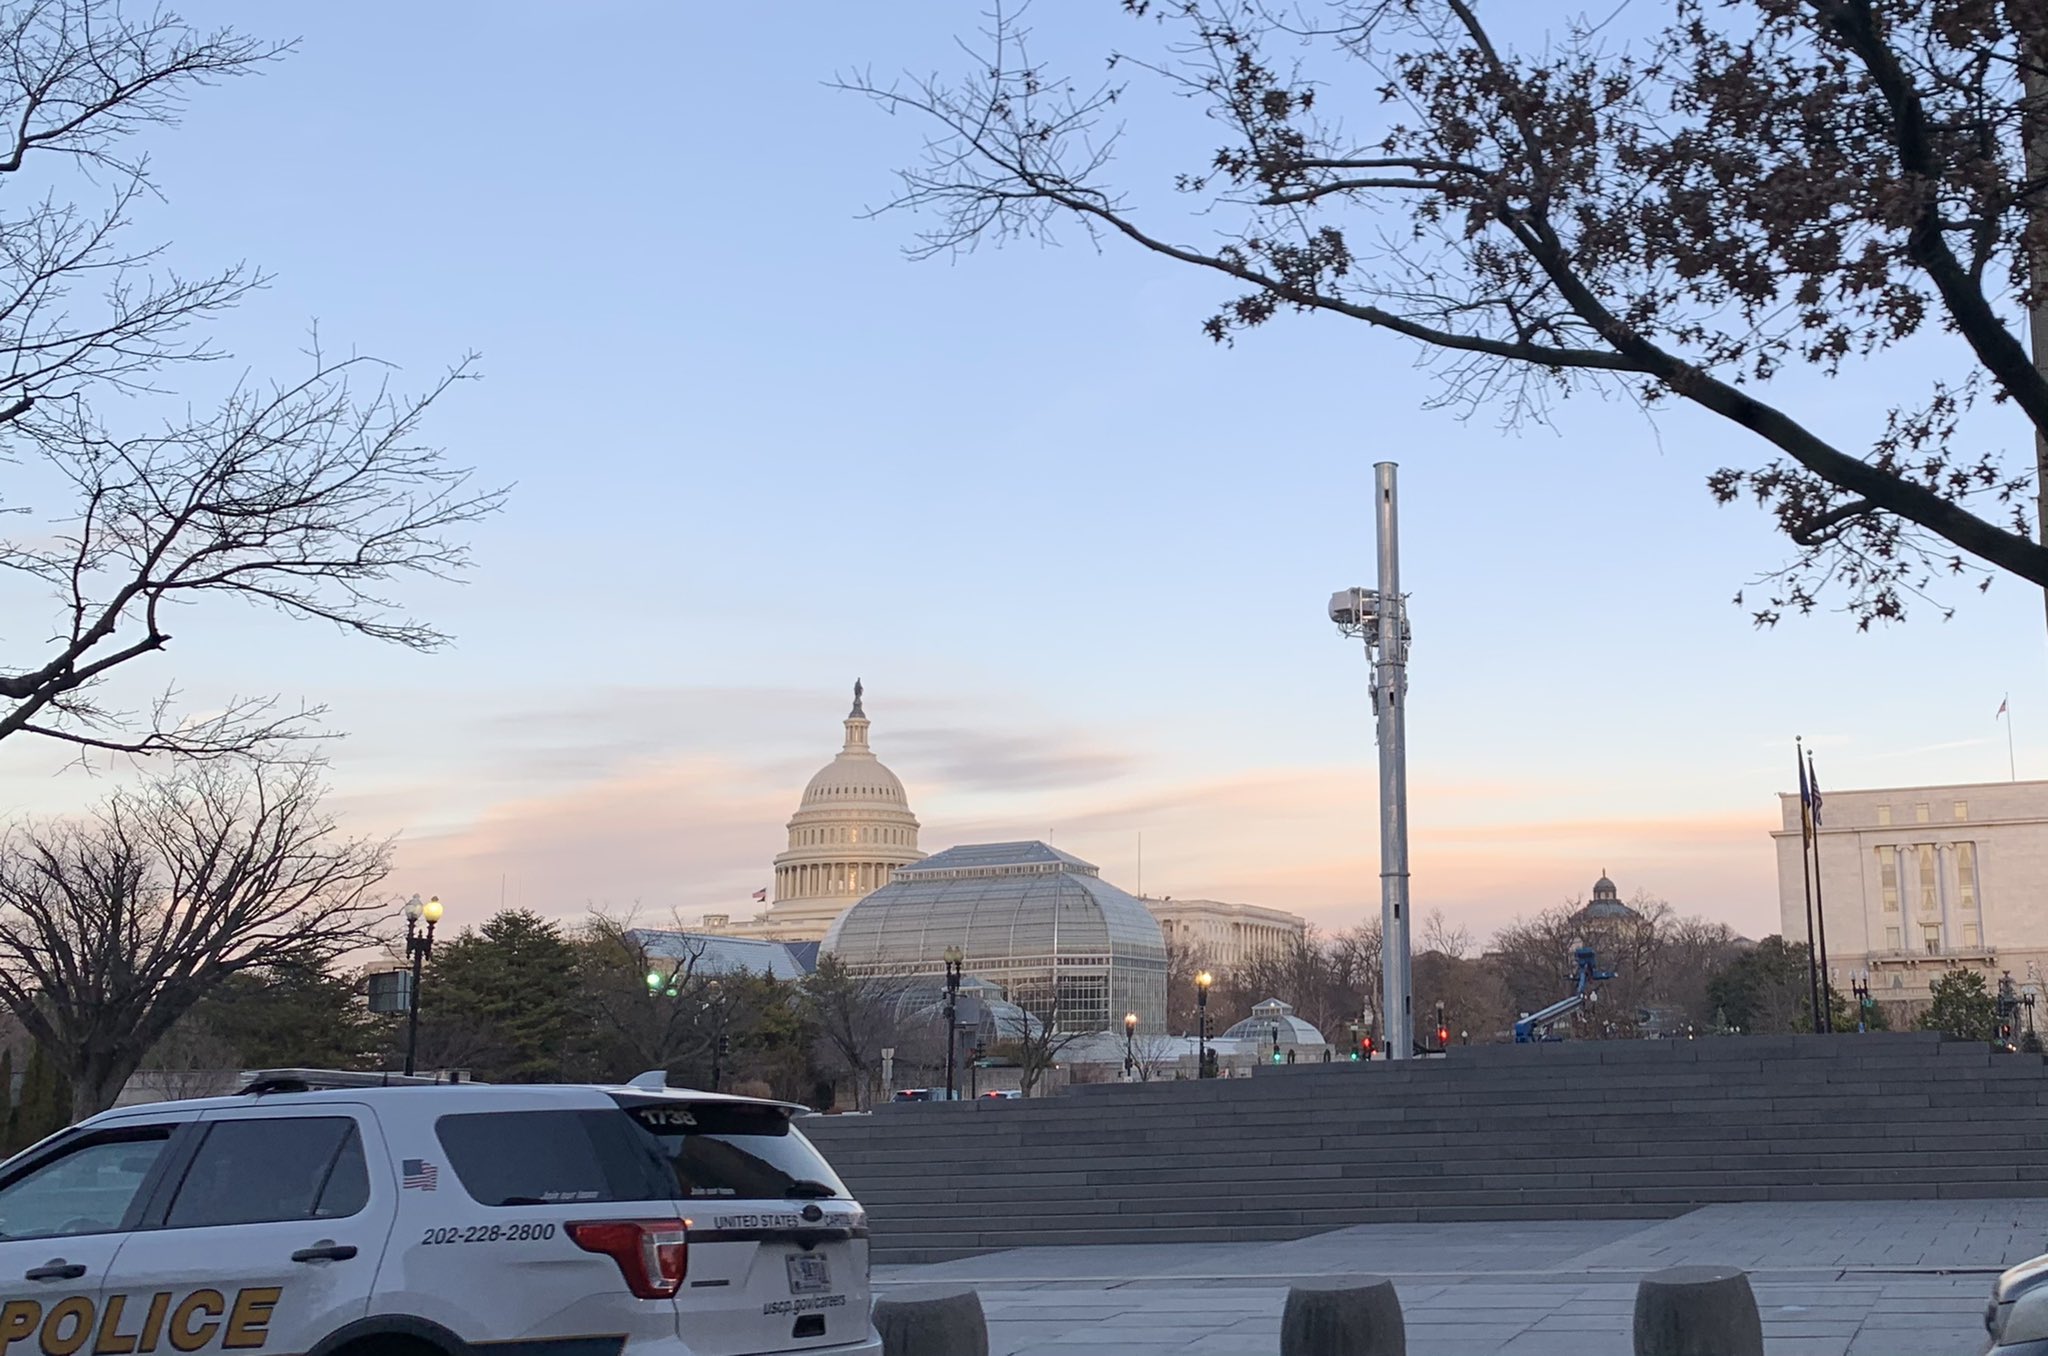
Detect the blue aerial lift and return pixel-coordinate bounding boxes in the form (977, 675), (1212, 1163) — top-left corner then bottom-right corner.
(1513, 946), (1615, 1043)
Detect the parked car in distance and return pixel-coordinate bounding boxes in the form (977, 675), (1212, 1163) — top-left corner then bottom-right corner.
(979, 1090), (1021, 1100)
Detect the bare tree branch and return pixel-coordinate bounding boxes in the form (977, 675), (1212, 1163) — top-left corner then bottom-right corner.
(0, 760), (390, 1114)
(848, 0), (2048, 627)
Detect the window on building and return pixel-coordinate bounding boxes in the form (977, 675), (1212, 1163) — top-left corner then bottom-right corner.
(1917, 845), (1938, 911)
(1915, 803), (1931, 824)
(1877, 847), (1900, 913)
(1923, 923), (1942, 953)
(1877, 804), (1893, 826)
(1964, 923), (1982, 947)
(1957, 842), (1978, 912)
(1955, 800), (1969, 821)
(1885, 926), (1902, 950)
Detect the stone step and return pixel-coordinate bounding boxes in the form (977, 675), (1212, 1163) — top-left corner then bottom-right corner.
(810, 1035), (2048, 1259)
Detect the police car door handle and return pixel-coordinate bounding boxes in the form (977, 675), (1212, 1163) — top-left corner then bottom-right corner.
(290, 1243), (358, 1263)
(24, 1261), (85, 1281)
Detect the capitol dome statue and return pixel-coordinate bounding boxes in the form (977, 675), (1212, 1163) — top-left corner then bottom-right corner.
(750, 681), (924, 941)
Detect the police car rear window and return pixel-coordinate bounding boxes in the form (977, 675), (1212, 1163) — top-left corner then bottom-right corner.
(434, 1104), (846, 1206)
(613, 1099), (848, 1201)
(435, 1110), (675, 1207)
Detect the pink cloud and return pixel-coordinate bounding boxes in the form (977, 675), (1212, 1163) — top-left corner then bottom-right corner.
(384, 738), (1782, 947)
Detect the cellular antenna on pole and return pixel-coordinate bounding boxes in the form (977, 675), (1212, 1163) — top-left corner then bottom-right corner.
(1328, 462), (1414, 1060)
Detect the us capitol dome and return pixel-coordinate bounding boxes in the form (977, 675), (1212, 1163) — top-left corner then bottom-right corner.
(740, 681), (925, 941)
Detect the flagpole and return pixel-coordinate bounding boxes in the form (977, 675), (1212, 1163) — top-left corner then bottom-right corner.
(1796, 738), (1823, 1035)
(1808, 747), (1834, 1034)
(2006, 695), (2018, 782)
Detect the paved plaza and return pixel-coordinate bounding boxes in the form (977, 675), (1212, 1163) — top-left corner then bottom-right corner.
(874, 1200), (2048, 1355)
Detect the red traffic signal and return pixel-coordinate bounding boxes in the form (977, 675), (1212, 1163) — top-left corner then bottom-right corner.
(1437, 1026), (1449, 1048)
(1360, 1036), (1373, 1058)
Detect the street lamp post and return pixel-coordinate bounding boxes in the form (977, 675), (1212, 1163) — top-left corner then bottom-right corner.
(401, 894), (443, 1077)
(943, 946), (964, 1102)
(1196, 971), (1213, 1078)
(1851, 970), (1873, 1032)
(1124, 1012), (1137, 1080)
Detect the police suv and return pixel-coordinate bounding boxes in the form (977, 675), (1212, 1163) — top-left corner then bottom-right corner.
(0, 1070), (880, 1356)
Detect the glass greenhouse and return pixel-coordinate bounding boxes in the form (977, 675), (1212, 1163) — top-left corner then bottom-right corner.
(819, 841), (1168, 1034)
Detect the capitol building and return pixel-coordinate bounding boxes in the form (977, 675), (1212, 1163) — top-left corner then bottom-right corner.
(701, 682), (925, 942)
(699, 683), (1307, 967)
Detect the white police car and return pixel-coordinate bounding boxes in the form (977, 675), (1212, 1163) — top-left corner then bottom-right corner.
(0, 1069), (879, 1356)
(1987, 1252), (2048, 1354)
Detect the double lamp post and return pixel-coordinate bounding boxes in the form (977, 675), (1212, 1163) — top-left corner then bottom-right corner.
(401, 894), (443, 1076)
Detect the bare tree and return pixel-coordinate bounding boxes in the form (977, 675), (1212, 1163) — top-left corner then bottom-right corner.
(1421, 909), (1474, 962)
(1002, 999), (1088, 1098)
(0, 761), (388, 1114)
(576, 915), (727, 1082)
(1162, 929), (1211, 1036)
(1132, 1030), (1180, 1081)
(800, 955), (906, 1110)
(849, 1), (2048, 628)
(0, 1), (498, 759)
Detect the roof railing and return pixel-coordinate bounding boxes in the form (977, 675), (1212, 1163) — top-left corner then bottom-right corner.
(237, 1068), (482, 1095)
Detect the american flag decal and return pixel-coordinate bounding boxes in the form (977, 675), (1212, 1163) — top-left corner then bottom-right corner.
(401, 1158), (438, 1191)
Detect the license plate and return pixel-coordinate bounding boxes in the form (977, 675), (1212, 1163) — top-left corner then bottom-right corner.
(786, 1253), (830, 1295)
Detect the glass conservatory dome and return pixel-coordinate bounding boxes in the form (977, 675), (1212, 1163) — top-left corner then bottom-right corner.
(820, 840), (1167, 1034)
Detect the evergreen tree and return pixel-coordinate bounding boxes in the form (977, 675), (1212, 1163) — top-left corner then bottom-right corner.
(188, 962), (382, 1070)
(417, 911), (580, 1082)
(0, 1046), (16, 1155)
(7, 1043), (70, 1155)
(1919, 969), (2000, 1042)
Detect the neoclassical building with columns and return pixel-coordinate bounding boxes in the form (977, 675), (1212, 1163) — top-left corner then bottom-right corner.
(700, 682), (925, 942)
(1773, 777), (2048, 1005)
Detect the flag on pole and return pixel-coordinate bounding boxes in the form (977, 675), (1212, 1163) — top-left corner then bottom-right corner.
(1797, 745), (1815, 844)
(1806, 750), (1824, 829)
(751, 887), (768, 902)
(1999, 697), (2010, 719)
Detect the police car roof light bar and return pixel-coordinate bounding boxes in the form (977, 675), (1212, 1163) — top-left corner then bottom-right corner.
(237, 1067), (484, 1094)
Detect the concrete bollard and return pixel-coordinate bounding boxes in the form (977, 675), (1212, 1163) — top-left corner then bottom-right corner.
(1632, 1266), (1764, 1356)
(873, 1285), (988, 1356)
(1282, 1276), (1405, 1356)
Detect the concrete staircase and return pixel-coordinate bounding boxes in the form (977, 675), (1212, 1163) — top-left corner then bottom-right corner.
(802, 1033), (2048, 1262)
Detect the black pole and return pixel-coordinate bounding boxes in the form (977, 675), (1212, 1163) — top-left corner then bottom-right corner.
(1197, 987), (1209, 1078)
(403, 915), (434, 1077)
(1796, 740), (1823, 1034)
(943, 957), (961, 1101)
(1808, 749), (1833, 1032)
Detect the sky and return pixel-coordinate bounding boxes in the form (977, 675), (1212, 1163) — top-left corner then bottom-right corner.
(0, 2), (2040, 944)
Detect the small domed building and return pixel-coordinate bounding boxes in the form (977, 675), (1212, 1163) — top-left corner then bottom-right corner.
(821, 840), (1168, 1034)
(1221, 998), (1330, 1062)
(1577, 870), (1643, 923)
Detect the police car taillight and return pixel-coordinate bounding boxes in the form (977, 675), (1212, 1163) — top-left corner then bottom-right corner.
(568, 1219), (689, 1298)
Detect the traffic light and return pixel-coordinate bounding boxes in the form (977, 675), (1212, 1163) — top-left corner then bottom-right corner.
(716, 1034), (731, 1058)
(1360, 1035), (1373, 1059)
(1272, 1047), (1284, 1064)
(1438, 1026), (1450, 1049)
